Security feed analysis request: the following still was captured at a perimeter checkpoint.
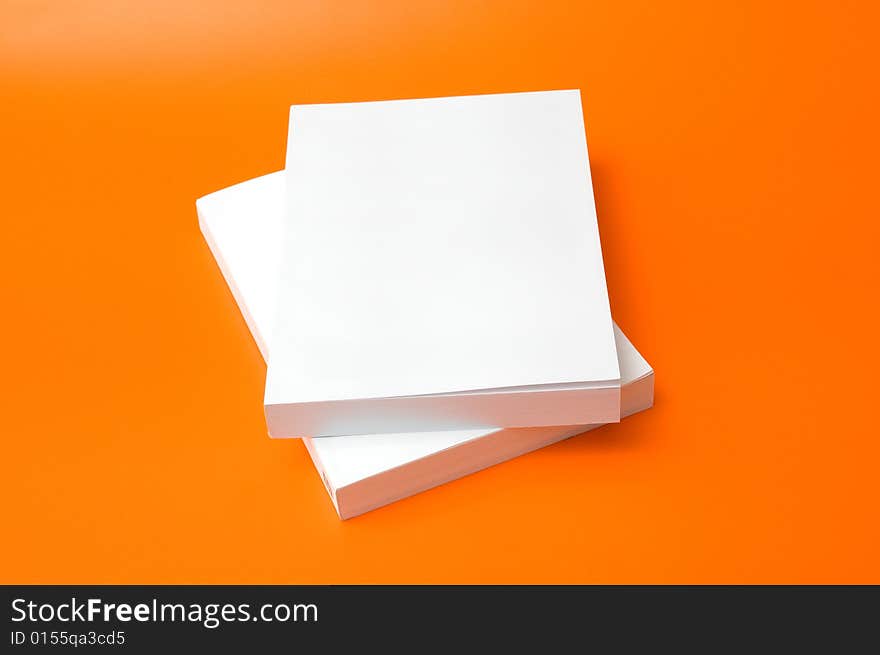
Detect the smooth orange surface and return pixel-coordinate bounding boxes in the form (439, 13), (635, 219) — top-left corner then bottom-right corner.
(2, 1), (878, 584)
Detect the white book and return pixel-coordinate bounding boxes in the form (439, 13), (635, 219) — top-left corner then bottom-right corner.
(198, 172), (653, 519)
(266, 90), (621, 437)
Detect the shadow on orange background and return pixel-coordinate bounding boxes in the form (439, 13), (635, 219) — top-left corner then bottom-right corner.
(1, 1), (878, 583)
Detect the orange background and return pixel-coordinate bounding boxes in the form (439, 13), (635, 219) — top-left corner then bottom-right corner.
(2, 1), (878, 583)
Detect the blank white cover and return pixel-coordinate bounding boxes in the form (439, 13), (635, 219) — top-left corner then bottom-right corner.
(196, 172), (285, 357)
(198, 172), (651, 514)
(266, 90), (619, 409)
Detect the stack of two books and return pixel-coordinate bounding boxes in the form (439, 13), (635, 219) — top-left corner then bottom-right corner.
(197, 90), (654, 519)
